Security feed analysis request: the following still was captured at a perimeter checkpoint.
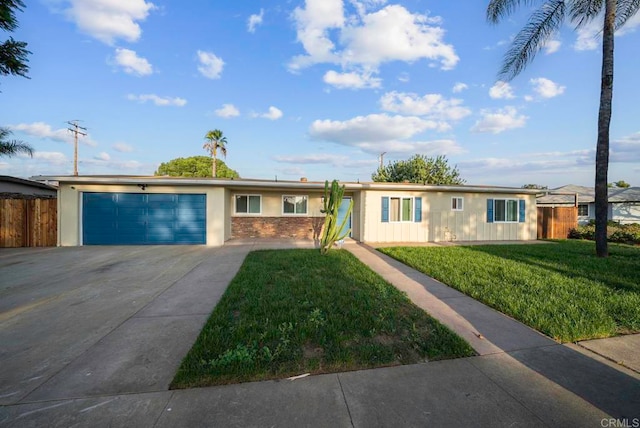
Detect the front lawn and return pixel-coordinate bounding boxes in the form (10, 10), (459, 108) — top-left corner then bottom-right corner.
(171, 249), (474, 388)
(379, 241), (640, 342)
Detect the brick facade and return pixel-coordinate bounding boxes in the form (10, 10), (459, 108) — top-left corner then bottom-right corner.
(231, 216), (325, 240)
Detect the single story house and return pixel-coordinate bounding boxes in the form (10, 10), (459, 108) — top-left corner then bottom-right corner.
(0, 175), (57, 197)
(35, 175), (540, 246)
(537, 184), (640, 225)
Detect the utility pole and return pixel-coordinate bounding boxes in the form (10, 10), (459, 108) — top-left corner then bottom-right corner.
(378, 152), (386, 169)
(67, 120), (87, 176)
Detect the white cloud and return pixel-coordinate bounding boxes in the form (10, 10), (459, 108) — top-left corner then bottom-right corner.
(459, 157), (586, 174)
(617, 12), (640, 36)
(113, 48), (152, 76)
(529, 77), (565, 99)
(247, 9), (264, 33)
(339, 5), (458, 70)
(94, 152), (111, 161)
(356, 139), (464, 155)
(197, 50), (224, 79)
(277, 166), (306, 176)
(452, 82), (468, 93)
(289, 2), (458, 81)
(273, 153), (378, 168)
(310, 113), (441, 144)
(379, 91), (471, 122)
(215, 104), (240, 118)
(290, 0), (344, 70)
(543, 38), (561, 54)
(397, 72), (409, 83)
(9, 122), (98, 147)
(127, 94), (187, 107)
(323, 70), (381, 89)
(489, 81), (515, 99)
(611, 132), (640, 162)
(32, 151), (69, 164)
(113, 142), (134, 152)
(574, 13), (640, 51)
(471, 107), (527, 134)
(306, 113), (465, 155)
(574, 18), (601, 51)
(254, 106), (283, 120)
(63, 0), (156, 45)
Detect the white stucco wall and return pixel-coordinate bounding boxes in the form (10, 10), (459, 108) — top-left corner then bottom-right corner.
(58, 183), (227, 246)
(611, 202), (640, 224)
(361, 190), (537, 243)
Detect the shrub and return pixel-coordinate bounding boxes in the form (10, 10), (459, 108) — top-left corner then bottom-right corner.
(569, 222), (640, 245)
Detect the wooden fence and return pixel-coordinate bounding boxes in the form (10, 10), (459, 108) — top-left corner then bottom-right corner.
(537, 206), (577, 239)
(0, 198), (57, 247)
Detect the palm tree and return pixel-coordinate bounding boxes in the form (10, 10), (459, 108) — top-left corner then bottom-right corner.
(487, 0), (639, 257)
(202, 129), (228, 178)
(0, 127), (33, 157)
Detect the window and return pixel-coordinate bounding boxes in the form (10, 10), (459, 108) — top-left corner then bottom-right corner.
(283, 195), (308, 215)
(452, 197), (464, 211)
(494, 199), (519, 222)
(390, 197), (413, 222)
(235, 195), (261, 214)
(382, 196), (422, 223)
(578, 204), (589, 217)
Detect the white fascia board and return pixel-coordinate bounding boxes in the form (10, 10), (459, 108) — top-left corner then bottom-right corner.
(33, 175), (540, 195)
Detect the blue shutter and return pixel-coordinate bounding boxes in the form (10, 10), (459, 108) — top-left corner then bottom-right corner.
(519, 199), (526, 223)
(414, 197), (422, 222)
(381, 197), (389, 223)
(487, 199), (494, 223)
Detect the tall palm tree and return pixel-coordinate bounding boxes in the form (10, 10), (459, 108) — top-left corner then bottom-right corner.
(487, 0), (639, 257)
(202, 129), (228, 178)
(0, 127), (33, 157)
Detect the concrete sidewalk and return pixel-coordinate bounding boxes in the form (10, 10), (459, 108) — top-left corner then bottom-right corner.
(1, 242), (639, 427)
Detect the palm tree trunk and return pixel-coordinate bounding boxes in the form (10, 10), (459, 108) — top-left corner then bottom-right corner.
(212, 150), (217, 178)
(595, 0), (616, 257)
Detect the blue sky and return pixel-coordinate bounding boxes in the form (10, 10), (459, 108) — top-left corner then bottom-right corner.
(2, 0), (639, 188)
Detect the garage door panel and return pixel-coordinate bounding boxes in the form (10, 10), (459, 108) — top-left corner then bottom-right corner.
(82, 192), (206, 245)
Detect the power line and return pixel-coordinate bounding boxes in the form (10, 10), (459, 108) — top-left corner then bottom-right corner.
(67, 120), (87, 176)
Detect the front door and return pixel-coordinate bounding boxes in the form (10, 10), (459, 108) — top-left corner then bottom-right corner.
(337, 197), (352, 238)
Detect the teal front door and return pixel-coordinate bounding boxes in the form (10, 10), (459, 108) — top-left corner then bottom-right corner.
(337, 197), (352, 237)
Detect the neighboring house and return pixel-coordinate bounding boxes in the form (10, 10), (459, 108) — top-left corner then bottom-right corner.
(36, 175), (539, 246)
(0, 175), (57, 197)
(537, 184), (640, 225)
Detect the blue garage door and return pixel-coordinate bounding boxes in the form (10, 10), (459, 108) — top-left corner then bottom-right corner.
(82, 193), (206, 245)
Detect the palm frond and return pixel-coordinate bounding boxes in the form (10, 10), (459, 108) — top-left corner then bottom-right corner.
(616, 0), (640, 29)
(0, 140), (34, 157)
(487, 0), (541, 23)
(570, 0), (604, 27)
(499, 0), (566, 80)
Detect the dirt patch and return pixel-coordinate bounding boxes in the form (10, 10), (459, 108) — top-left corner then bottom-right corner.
(302, 343), (324, 360)
(373, 334), (398, 346)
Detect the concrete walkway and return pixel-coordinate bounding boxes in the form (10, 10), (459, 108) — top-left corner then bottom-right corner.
(1, 242), (638, 427)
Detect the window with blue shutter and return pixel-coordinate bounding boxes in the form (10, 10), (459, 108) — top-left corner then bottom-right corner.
(381, 197), (389, 223)
(487, 199), (494, 223)
(519, 199), (526, 223)
(414, 197), (422, 222)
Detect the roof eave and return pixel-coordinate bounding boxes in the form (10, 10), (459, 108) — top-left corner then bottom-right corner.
(33, 176), (540, 195)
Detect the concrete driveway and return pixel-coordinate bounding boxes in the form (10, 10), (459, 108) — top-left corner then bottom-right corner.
(1, 242), (638, 427)
(0, 245), (251, 405)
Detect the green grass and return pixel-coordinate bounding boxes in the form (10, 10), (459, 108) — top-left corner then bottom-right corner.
(379, 241), (640, 342)
(171, 249), (474, 388)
